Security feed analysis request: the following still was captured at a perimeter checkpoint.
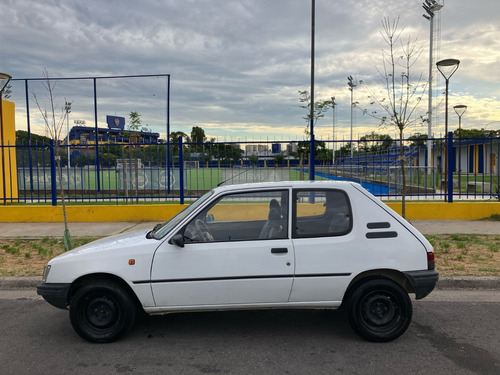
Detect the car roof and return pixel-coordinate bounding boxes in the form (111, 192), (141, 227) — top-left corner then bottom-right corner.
(213, 180), (356, 194)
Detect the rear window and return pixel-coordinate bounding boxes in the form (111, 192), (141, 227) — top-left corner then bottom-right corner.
(293, 189), (352, 238)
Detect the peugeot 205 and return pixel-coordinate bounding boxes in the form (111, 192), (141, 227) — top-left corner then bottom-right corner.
(37, 181), (438, 343)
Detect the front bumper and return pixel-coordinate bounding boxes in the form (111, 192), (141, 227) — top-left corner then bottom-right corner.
(37, 282), (71, 309)
(404, 269), (439, 299)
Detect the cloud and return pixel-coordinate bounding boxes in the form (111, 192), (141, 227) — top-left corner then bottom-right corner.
(1, 0), (499, 141)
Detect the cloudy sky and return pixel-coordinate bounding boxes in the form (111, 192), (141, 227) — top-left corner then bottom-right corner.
(1, 0), (499, 143)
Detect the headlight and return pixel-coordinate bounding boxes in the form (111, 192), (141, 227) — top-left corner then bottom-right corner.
(42, 265), (51, 282)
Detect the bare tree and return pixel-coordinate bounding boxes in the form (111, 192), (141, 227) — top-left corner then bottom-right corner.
(363, 17), (427, 218)
(31, 69), (72, 249)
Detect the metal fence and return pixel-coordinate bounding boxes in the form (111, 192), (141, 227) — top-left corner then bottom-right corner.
(2, 134), (500, 205)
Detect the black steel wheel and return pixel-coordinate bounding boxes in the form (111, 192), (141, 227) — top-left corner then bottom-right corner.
(347, 279), (412, 342)
(69, 279), (136, 343)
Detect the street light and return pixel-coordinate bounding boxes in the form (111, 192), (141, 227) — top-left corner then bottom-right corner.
(423, 0), (443, 174)
(347, 76), (357, 158)
(453, 104), (467, 192)
(0, 73), (12, 205)
(436, 58), (460, 202)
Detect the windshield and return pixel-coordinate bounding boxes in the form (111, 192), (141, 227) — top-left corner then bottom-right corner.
(152, 190), (214, 239)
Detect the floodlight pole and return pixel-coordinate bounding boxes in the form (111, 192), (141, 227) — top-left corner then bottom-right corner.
(347, 76), (357, 158)
(423, 0), (443, 175)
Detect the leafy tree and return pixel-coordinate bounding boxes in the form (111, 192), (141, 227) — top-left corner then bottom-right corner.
(298, 90), (334, 135)
(169, 131), (190, 157)
(16, 130), (51, 145)
(297, 140), (327, 163)
(359, 132), (394, 153)
(408, 133), (427, 147)
(454, 128), (499, 138)
(128, 111), (141, 131)
(191, 126), (206, 144)
(210, 144), (244, 165)
(273, 153), (285, 166)
(249, 154), (259, 166)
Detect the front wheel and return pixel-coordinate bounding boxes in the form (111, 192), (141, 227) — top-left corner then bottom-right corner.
(69, 279), (137, 343)
(346, 279), (412, 342)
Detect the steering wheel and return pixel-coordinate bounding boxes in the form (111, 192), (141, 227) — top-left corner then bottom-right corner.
(195, 219), (214, 242)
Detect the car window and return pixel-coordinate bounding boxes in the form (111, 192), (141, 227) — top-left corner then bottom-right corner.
(152, 190), (214, 239)
(293, 189), (351, 238)
(183, 190), (289, 243)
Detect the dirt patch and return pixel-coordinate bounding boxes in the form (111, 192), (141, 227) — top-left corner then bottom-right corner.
(0, 237), (98, 277)
(1, 234), (499, 277)
(427, 234), (500, 276)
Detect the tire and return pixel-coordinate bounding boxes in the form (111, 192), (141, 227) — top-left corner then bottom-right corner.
(346, 279), (412, 342)
(69, 279), (137, 343)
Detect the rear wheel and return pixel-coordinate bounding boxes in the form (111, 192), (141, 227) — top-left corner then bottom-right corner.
(346, 279), (412, 342)
(69, 279), (136, 343)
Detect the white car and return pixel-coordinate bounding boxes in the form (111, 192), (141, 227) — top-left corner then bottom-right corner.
(37, 181), (438, 343)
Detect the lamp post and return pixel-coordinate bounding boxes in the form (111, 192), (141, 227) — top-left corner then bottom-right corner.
(331, 96), (336, 165)
(423, 0), (443, 175)
(453, 104), (467, 191)
(436, 58), (460, 202)
(309, 0), (316, 181)
(64, 101), (72, 169)
(0, 73), (12, 205)
(347, 76), (357, 158)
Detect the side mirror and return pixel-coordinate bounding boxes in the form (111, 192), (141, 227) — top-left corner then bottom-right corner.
(206, 214), (214, 223)
(169, 233), (185, 248)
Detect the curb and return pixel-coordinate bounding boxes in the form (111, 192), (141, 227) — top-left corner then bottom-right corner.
(0, 276), (42, 289)
(1, 276), (499, 291)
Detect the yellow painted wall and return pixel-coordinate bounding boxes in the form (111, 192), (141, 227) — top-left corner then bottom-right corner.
(0, 201), (499, 223)
(0, 100), (18, 201)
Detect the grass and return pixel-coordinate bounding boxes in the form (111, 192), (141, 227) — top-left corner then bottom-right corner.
(1, 234), (499, 278)
(0, 237), (99, 277)
(428, 234), (500, 276)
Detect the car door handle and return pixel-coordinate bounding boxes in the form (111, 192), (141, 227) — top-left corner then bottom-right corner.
(271, 248), (288, 254)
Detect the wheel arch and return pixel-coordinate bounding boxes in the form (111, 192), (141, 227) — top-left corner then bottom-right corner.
(341, 269), (414, 307)
(68, 273), (142, 309)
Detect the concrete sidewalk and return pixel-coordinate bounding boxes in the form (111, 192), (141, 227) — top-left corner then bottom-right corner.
(0, 220), (499, 238)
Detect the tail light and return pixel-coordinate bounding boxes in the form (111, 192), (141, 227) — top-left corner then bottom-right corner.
(427, 252), (435, 270)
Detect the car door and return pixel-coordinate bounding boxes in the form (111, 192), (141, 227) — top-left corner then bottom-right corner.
(289, 188), (355, 304)
(150, 189), (294, 307)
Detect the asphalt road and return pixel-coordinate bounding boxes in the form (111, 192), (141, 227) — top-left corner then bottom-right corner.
(0, 290), (499, 375)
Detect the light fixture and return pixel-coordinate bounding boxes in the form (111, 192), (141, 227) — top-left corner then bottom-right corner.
(0, 73), (12, 205)
(453, 104), (467, 192)
(0, 73), (11, 92)
(436, 58), (460, 202)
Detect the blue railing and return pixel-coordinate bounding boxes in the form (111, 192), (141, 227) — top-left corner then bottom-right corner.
(2, 134), (500, 205)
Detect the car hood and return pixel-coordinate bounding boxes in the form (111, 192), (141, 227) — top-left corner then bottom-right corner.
(51, 229), (154, 261)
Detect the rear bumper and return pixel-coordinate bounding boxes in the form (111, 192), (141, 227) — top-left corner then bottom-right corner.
(37, 282), (71, 309)
(404, 269), (439, 299)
